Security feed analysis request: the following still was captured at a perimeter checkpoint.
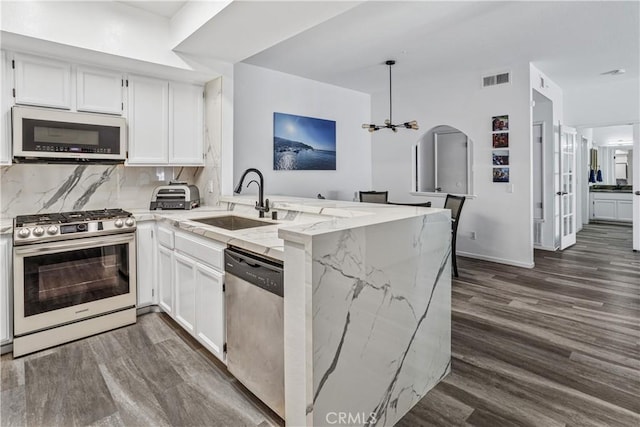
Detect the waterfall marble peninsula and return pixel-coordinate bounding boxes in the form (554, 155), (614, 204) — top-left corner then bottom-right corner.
(221, 196), (452, 426)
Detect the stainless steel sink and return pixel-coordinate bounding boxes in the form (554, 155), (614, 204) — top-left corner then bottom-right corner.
(192, 216), (273, 230)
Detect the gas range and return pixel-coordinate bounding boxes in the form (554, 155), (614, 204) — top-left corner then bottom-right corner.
(14, 208), (136, 245)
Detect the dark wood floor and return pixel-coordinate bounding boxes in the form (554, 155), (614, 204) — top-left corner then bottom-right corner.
(0, 313), (284, 427)
(1, 223), (638, 426)
(398, 223), (640, 426)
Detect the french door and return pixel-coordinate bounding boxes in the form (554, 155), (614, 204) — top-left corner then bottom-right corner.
(558, 124), (577, 249)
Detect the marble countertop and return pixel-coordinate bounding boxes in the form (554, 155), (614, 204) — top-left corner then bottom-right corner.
(137, 195), (444, 261)
(0, 218), (12, 235)
(3, 196), (446, 259)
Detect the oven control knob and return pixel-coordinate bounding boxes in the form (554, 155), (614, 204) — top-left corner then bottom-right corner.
(125, 218), (135, 227)
(114, 219), (124, 228)
(18, 228), (31, 238)
(47, 226), (59, 235)
(33, 227), (45, 237)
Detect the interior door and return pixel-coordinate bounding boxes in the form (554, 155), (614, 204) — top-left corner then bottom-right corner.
(559, 124), (577, 249)
(633, 124), (639, 251)
(435, 131), (468, 194)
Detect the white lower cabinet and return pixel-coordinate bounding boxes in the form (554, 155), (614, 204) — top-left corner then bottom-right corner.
(195, 263), (225, 360)
(590, 192), (633, 222)
(1, 234), (13, 344)
(158, 244), (174, 315)
(174, 251), (197, 335)
(136, 222), (156, 307)
(151, 225), (226, 362)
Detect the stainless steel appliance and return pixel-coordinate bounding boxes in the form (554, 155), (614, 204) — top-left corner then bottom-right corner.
(224, 247), (284, 418)
(12, 106), (126, 163)
(13, 209), (137, 357)
(150, 182), (200, 210)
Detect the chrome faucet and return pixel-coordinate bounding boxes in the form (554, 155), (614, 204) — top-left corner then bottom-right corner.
(234, 168), (270, 218)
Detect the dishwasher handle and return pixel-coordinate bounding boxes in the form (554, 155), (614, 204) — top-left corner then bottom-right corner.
(224, 247), (284, 297)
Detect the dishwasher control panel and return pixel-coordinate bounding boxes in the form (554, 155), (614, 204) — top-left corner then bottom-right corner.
(224, 247), (284, 297)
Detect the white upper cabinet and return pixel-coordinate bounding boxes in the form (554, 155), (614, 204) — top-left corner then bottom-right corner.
(126, 75), (169, 165)
(127, 76), (204, 166)
(13, 53), (71, 109)
(76, 66), (123, 115)
(1, 51), (12, 164)
(169, 82), (204, 165)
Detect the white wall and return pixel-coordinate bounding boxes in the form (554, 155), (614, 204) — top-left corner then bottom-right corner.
(233, 63), (371, 201)
(371, 63), (534, 268)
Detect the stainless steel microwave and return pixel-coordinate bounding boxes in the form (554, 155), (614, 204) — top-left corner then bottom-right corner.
(12, 106), (126, 163)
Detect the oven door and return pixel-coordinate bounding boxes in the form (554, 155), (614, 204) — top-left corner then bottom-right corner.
(13, 232), (136, 336)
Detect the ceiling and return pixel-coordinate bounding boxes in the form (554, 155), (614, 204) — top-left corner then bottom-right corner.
(112, 1), (638, 96)
(118, 1), (187, 18)
(591, 125), (634, 146)
(241, 1), (639, 94)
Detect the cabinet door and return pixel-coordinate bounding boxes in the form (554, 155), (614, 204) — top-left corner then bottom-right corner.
(77, 66), (123, 115)
(617, 200), (633, 221)
(158, 245), (174, 316)
(169, 82), (204, 165)
(13, 53), (71, 109)
(174, 251), (197, 335)
(592, 199), (616, 220)
(0, 235), (13, 344)
(195, 264), (225, 361)
(1, 51), (12, 164)
(136, 222), (156, 307)
(127, 75), (169, 164)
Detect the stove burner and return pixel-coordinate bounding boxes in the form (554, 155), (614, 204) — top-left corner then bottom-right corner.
(15, 209), (132, 227)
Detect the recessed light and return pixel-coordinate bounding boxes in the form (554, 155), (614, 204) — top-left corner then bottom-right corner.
(601, 69), (626, 76)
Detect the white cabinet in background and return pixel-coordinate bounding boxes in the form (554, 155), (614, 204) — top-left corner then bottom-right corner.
(590, 192), (633, 222)
(13, 53), (71, 109)
(127, 75), (169, 165)
(76, 66), (123, 115)
(136, 222), (156, 307)
(158, 244), (174, 315)
(1, 51), (11, 165)
(195, 263), (225, 360)
(169, 82), (204, 165)
(127, 76), (204, 166)
(174, 251), (197, 335)
(1, 234), (13, 344)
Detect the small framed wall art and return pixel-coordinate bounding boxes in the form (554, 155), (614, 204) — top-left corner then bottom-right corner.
(491, 114), (510, 183)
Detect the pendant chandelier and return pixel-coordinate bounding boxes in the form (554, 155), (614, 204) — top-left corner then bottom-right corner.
(362, 60), (418, 133)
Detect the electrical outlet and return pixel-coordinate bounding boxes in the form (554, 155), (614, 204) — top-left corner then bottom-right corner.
(470, 231), (477, 240)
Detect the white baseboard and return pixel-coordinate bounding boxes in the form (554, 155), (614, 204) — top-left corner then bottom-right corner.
(534, 245), (557, 252)
(457, 251), (535, 269)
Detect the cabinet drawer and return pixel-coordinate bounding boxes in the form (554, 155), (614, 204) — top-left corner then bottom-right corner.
(157, 226), (174, 249)
(174, 232), (225, 271)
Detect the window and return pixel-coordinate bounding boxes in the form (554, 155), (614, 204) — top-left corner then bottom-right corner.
(413, 125), (474, 195)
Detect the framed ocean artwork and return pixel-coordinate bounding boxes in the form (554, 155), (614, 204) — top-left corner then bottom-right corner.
(273, 112), (336, 170)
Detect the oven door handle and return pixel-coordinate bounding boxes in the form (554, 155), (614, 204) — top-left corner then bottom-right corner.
(14, 233), (135, 256)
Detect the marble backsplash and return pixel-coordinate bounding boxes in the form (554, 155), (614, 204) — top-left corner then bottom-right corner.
(0, 164), (208, 217)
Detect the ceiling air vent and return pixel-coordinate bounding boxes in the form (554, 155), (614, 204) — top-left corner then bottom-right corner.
(482, 72), (511, 88)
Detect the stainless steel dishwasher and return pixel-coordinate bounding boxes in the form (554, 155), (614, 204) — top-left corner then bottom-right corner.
(224, 247), (284, 419)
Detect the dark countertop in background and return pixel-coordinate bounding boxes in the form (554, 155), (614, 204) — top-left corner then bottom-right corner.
(590, 185), (633, 193)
